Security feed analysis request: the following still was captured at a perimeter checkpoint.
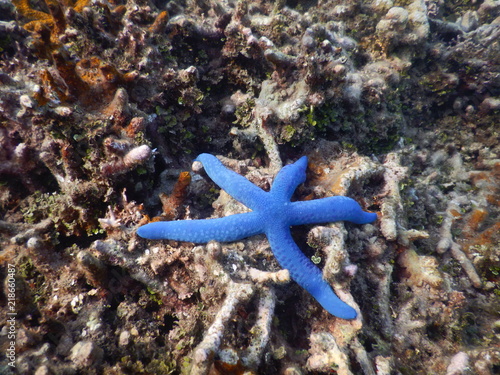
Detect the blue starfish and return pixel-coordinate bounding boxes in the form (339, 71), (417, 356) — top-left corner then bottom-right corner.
(137, 154), (377, 319)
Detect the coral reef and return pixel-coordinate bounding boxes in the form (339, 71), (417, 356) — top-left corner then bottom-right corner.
(0, 0), (499, 374)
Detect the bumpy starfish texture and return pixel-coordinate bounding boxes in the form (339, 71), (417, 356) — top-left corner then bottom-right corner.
(138, 154), (377, 319)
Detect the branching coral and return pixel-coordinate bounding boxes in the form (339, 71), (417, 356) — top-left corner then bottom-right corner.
(190, 282), (255, 374)
(1, 0), (499, 374)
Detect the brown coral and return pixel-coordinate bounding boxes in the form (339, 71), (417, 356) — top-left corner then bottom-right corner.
(159, 171), (191, 221)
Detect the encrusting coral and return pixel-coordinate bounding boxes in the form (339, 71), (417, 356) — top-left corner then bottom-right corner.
(0, 0), (499, 374)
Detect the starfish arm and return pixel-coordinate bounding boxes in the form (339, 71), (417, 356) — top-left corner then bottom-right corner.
(270, 156), (308, 200)
(266, 223), (357, 319)
(196, 154), (268, 210)
(288, 196), (377, 226)
(137, 212), (264, 243)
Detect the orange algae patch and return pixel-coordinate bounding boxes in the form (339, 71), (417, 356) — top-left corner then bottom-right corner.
(469, 169), (499, 208)
(137, 214), (151, 225)
(13, 0), (90, 36)
(159, 171), (192, 221)
(36, 53), (135, 112)
(462, 222), (500, 255)
(77, 57), (135, 89)
(329, 170), (354, 195)
(149, 10), (169, 34)
(13, 0), (53, 25)
(460, 162), (500, 255)
(76, 57), (131, 107)
(486, 194), (500, 207)
(211, 360), (248, 375)
(52, 50), (90, 99)
(124, 117), (146, 138)
(469, 171), (490, 186)
(464, 208), (488, 235)
(307, 158), (363, 196)
(141, 171), (192, 231)
(487, 162), (500, 207)
(463, 162), (500, 251)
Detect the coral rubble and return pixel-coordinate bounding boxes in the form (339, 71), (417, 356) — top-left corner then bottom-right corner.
(0, 0), (499, 374)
